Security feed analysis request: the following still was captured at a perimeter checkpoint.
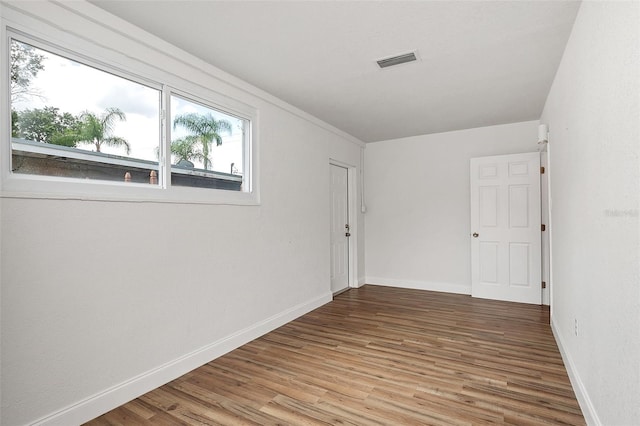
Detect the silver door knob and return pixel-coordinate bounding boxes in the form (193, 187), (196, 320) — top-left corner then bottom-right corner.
(472, 233), (479, 238)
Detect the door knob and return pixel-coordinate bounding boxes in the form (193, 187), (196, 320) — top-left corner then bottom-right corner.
(472, 233), (479, 238)
(345, 232), (351, 237)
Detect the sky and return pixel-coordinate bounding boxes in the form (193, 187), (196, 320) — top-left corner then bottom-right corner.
(12, 40), (244, 174)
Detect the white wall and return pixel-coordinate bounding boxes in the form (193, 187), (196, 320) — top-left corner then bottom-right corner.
(364, 121), (538, 294)
(540, 2), (640, 425)
(0, 2), (364, 425)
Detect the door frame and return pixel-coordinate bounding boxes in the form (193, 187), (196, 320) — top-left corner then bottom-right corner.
(540, 150), (551, 307)
(329, 159), (358, 292)
(540, 140), (554, 318)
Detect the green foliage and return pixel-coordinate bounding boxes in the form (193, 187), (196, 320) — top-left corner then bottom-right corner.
(57, 107), (130, 154)
(11, 110), (19, 137)
(10, 40), (45, 102)
(173, 113), (232, 170)
(17, 106), (80, 146)
(170, 136), (206, 165)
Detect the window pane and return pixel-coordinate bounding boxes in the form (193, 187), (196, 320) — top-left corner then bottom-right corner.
(170, 95), (246, 191)
(10, 39), (161, 185)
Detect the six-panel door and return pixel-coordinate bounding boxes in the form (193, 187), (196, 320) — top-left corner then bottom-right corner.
(470, 152), (542, 304)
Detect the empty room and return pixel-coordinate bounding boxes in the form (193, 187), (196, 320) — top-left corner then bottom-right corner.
(0, 1), (638, 425)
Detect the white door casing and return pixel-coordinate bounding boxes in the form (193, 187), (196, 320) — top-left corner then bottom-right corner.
(540, 151), (550, 306)
(470, 152), (541, 304)
(330, 164), (349, 293)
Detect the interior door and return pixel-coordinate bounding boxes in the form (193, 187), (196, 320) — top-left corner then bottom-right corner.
(330, 164), (349, 294)
(470, 152), (541, 304)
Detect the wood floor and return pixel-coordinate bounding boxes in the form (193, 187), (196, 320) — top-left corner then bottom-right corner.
(86, 286), (584, 425)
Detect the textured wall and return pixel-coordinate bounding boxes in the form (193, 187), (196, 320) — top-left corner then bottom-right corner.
(540, 1), (640, 424)
(364, 121), (538, 294)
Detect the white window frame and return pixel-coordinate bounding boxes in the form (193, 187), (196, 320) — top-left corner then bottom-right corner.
(2, 21), (259, 206)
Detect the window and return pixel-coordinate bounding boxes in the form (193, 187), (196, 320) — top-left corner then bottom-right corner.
(10, 39), (162, 185)
(169, 94), (248, 191)
(6, 32), (256, 203)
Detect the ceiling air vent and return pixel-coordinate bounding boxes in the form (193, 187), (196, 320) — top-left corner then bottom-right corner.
(376, 52), (417, 69)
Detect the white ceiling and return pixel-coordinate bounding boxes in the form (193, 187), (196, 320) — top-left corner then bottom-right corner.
(90, 1), (581, 143)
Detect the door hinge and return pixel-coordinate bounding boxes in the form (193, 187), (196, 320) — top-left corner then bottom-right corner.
(541, 224), (546, 231)
(540, 166), (545, 174)
(542, 281), (547, 289)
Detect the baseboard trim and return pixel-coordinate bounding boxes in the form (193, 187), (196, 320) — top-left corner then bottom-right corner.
(551, 318), (600, 426)
(365, 277), (471, 295)
(32, 292), (332, 426)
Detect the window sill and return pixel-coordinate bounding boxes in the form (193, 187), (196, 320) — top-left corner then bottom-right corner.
(0, 174), (260, 206)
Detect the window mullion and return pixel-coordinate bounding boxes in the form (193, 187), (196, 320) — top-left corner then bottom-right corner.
(161, 86), (172, 189)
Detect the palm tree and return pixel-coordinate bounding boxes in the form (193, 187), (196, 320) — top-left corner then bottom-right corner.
(173, 113), (232, 170)
(170, 136), (205, 166)
(58, 107), (130, 154)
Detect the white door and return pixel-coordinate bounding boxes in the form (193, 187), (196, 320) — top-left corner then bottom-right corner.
(470, 152), (541, 304)
(330, 164), (349, 293)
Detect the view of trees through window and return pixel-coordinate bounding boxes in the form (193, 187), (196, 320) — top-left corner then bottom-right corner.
(171, 95), (246, 178)
(9, 38), (247, 191)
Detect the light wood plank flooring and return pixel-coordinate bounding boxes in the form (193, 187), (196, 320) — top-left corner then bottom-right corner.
(86, 286), (584, 425)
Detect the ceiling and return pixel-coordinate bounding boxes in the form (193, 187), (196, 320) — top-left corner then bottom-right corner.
(90, 1), (581, 143)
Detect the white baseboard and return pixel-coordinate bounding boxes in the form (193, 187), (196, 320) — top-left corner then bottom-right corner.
(33, 292), (332, 426)
(365, 277), (471, 295)
(551, 318), (601, 426)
